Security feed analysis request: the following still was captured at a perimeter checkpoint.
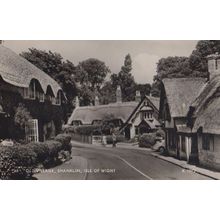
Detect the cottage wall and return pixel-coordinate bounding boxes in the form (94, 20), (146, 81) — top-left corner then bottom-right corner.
(198, 133), (220, 170)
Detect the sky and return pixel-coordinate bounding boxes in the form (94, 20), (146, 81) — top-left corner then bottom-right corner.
(4, 40), (198, 83)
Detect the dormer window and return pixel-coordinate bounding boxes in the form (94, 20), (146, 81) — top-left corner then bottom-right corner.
(23, 81), (36, 100)
(55, 91), (62, 105)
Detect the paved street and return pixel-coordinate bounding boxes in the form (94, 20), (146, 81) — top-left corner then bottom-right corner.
(35, 141), (212, 180)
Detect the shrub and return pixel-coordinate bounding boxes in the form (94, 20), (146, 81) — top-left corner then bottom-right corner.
(139, 133), (157, 148)
(26, 142), (50, 164)
(105, 135), (126, 144)
(55, 134), (71, 148)
(75, 125), (101, 136)
(0, 145), (37, 180)
(0, 133), (73, 179)
(156, 129), (165, 139)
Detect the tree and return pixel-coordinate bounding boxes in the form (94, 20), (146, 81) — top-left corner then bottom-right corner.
(75, 58), (110, 105)
(21, 48), (77, 112)
(111, 54), (136, 102)
(75, 58), (110, 90)
(189, 40), (220, 78)
(135, 83), (151, 98)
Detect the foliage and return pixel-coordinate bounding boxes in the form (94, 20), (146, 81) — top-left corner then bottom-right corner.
(101, 113), (116, 135)
(138, 133), (157, 148)
(14, 103), (32, 129)
(20, 48), (77, 112)
(156, 128), (165, 139)
(0, 133), (72, 179)
(105, 135), (125, 144)
(76, 58), (110, 89)
(111, 54), (136, 102)
(0, 145), (37, 179)
(74, 125), (102, 136)
(54, 133), (72, 152)
(26, 142), (50, 164)
(136, 83), (151, 98)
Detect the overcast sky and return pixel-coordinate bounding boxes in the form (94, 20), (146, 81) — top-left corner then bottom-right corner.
(4, 40), (198, 83)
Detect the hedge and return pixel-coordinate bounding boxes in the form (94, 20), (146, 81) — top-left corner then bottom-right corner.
(105, 135), (126, 144)
(139, 133), (157, 148)
(0, 133), (72, 180)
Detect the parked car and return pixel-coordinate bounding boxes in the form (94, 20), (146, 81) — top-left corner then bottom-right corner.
(151, 138), (165, 154)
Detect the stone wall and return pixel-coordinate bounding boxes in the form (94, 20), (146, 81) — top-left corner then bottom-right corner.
(198, 134), (220, 170)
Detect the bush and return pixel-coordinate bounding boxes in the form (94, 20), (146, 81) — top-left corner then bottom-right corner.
(26, 142), (49, 164)
(156, 129), (165, 139)
(75, 125), (102, 136)
(0, 145), (37, 180)
(139, 133), (157, 148)
(105, 135), (126, 144)
(0, 133), (73, 179)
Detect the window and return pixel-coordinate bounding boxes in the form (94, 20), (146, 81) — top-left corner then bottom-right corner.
(25, 119), (39, 142)
(36, 91), (45, 102)
(55, 91), (62, 105)
(23, 82), (36, 99)
(202, 134), (213, 151)
(29, 81), (36, 99)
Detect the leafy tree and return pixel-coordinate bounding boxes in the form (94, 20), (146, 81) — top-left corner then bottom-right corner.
(75, 58), (110, 90)
(135, 83), (151, 98)
(189, 40), (220, 78)
(99, 81), (116, 104)
(111, 54), (136, 102)
(20, 48), (77, 112)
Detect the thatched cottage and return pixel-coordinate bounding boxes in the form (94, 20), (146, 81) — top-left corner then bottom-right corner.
(0, 45), (66, 142)
(187, 53), (220, 170)
(159, 77), (206, 162)
(68, 86), (160, 139)
(120, 95), (160, 139)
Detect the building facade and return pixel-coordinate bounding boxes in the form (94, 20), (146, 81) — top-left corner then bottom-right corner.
(68, 86), (160, 139)
(0, 45), (66, 142)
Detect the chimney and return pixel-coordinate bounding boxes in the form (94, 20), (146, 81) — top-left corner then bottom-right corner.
(75, 96), (79, 107)
(135, 90), (141, 102)
(95, 95), (99, 106)
(116, 85), (122, 103)
(207, 52), (220, 79)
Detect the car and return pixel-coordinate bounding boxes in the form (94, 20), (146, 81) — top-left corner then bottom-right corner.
(151, 138), (165, 154)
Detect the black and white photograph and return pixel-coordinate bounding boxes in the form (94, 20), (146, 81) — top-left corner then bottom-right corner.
(2, 1), (220, 220)
(0, 40), (219, 180)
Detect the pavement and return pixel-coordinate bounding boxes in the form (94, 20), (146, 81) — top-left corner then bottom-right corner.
(115, 142), (220, 180)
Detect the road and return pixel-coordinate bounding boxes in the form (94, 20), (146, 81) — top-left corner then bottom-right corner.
(35, 141), (212, 180)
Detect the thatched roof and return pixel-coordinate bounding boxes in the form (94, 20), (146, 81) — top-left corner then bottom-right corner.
(192, 75), (220, 134)
(162, 78), (206, 118)
(0, 45), (63, 96)
(68, 101), (138, 125)
(68, 95), (160, 125)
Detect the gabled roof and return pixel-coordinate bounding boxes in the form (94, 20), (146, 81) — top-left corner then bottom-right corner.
(0, 45), (63, 97)
(145, 95), (160, 110)
(68, 95), (160, 126)
(68, 101), (138, 125)
(191, 75), (220, 134)
(162, 77), (206, 118)
(119, 95), (160, 131)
